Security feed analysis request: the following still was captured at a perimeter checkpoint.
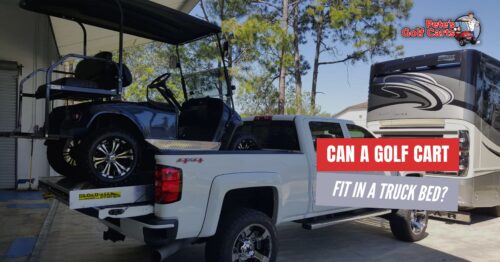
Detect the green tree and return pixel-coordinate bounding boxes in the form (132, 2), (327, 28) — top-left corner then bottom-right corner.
(307, 0), (412, 112)
(201, 0), (295, 115)
(121, 43), (175, 102)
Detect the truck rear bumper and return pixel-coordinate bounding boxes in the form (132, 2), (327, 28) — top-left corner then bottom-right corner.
(38, 176), (179, 246)
(98, 213), (179, 246)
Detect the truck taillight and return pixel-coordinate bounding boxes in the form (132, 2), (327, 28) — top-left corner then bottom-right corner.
(458, 130), (469, 176)
(154, 166), (182, 204)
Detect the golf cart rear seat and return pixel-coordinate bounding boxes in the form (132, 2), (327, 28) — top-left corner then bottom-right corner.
(35, 51), (132, 100)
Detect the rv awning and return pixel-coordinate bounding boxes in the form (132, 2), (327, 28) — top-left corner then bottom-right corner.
(19, 0), (219, 55)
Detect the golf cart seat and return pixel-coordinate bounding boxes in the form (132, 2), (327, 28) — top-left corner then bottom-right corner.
(178, 97), (229, 142)
(35, 51), (132, 100)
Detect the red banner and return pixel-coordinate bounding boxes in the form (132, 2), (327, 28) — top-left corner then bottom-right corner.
(316, 138), (459, 172)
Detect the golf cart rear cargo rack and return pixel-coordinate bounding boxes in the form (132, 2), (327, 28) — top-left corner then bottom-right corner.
(0, 53), (122, 140)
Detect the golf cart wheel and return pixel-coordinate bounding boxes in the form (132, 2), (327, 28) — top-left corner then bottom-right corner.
(205, 208), (278, 262)
(389, 209), (428, 242)
(229, 134), (260, 150)
(459, 39), (466, 46)
(78, 129), (141, 187)
(470, 39), (477, 45)
(46, 139), (83, 179)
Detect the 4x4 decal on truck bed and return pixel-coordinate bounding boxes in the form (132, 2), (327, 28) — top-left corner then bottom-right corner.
(176, 158), (204, 164)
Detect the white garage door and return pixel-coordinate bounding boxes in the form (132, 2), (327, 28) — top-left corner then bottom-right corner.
(0, 61), (18, 189)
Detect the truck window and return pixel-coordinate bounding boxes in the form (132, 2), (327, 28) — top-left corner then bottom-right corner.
(309, 122), (344, 151)
(238, 121), (300, 151)
(347, 124), (374, 138)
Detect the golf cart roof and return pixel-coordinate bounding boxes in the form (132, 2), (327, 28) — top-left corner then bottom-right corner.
(19, 0), (221, 45)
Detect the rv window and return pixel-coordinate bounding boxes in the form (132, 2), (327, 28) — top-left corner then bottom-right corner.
(479, 55), (500, 131)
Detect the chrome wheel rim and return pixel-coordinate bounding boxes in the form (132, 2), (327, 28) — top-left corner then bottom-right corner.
(232, 224), (272, 262)
(410, 210), (427, 234)
(63, 139), (79, 167)
(92, 137), (135, 179)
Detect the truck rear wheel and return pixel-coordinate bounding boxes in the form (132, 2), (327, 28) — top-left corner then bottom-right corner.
(78, 128), (142, 186)
(205, 208), (278, 262)
(389, 209), (428, 242)
(47, 139), (83, 179)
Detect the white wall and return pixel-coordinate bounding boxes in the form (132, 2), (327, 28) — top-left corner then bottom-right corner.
(0, 0), (59, 189)
(335, 109), (367, 127)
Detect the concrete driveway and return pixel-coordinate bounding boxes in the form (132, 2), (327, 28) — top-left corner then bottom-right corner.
(1, 192), (499, 262)
(32, 203), (500, 262)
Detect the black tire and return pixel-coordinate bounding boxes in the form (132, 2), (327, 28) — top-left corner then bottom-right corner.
(389, 209), (428, 242)
(229, 134), (260, 150)
(78, 128), (143, 187)
(46, 139), (84, 180)
(205, 208), (278, 262)
(459, 39), (466, 46)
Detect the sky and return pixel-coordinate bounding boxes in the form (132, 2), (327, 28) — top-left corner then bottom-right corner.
(192, 0), (500, 114)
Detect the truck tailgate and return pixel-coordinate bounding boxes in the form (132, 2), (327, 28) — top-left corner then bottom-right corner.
(39, 176), (154, 219)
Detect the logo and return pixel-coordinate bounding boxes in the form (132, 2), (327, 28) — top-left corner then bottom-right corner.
(401, 11), (481, 47)
(79, 192), (121, 200)
(453, 12), (481, 46)
(372, 72), (454, 111)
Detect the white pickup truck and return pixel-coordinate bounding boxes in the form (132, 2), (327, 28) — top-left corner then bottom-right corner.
(40, 115), (427, 262)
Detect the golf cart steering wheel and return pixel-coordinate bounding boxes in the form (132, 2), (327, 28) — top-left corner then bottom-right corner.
(148, 72), (171, 89)
(147, 73), (182, 110)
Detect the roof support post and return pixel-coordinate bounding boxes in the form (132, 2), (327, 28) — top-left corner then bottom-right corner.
(215, 33), (234, 108)
(114, 0), (124, 97)
(176, 45), (188, 100)
(77, 22), (87, 56)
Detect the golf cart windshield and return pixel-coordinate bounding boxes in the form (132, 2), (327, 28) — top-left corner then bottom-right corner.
(185, 68), (228, 100)
(146, 34), (232, 107)
(179, 35), (231, 103)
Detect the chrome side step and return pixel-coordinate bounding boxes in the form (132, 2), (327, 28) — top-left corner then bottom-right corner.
(302, 209), (392, 230)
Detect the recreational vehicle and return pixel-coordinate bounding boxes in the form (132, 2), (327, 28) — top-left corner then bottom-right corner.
(367, 50), (500, 215)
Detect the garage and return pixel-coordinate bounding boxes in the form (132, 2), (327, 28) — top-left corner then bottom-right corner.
(0, 0), (60, 189)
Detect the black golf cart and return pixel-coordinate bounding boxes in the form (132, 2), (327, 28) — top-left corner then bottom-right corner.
(2, 0), (244, 186)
